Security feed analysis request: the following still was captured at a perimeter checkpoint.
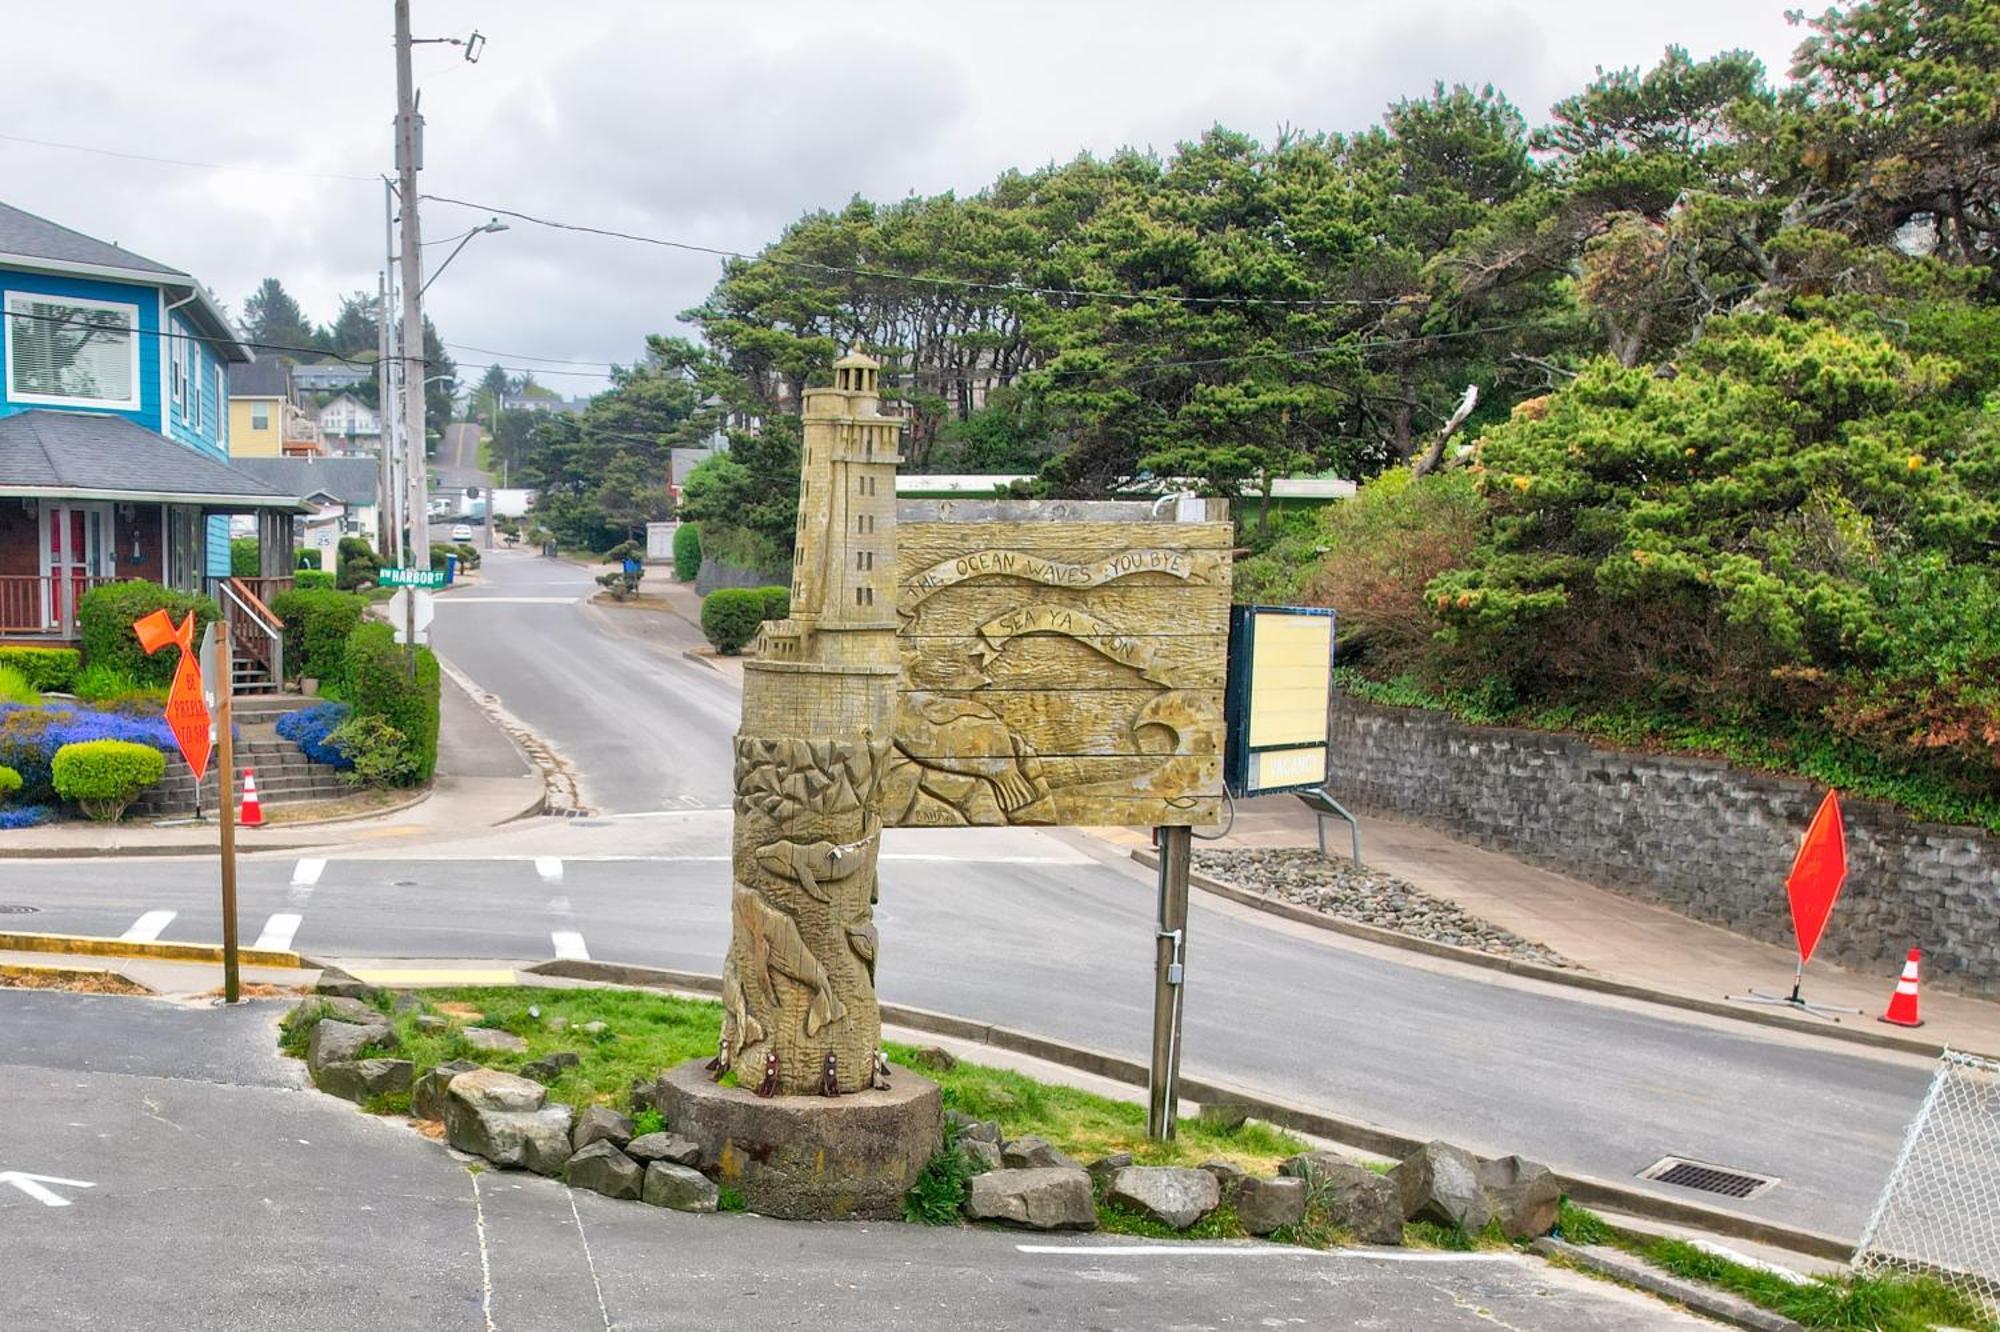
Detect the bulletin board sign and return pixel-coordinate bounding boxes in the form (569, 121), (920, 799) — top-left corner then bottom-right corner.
(1224, 605), (1335, 798)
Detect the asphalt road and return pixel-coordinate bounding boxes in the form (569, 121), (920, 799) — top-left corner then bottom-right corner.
(0, 989), (1710, 1331)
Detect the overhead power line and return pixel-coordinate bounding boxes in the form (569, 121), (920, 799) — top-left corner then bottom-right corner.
(0, 130), (374, 182)
(421, 193), (1431, 311)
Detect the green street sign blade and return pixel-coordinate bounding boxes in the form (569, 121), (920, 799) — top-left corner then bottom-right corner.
(381, 567), (447, 588)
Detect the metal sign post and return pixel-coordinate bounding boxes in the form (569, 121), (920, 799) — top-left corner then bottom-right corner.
(214, 621), (240, 1004)
(1147, 824), (1192, 1141)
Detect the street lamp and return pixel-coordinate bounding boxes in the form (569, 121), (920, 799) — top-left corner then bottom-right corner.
(419, 219), (508, 297)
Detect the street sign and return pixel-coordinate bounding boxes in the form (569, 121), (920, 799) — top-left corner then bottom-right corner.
(380, 566), (447, 588)
(135, 609), (213, 779)
(0, 1170), (95, 1207)
(1223, 605), (1336, 798)
(198, 621), (221, 715)
(388, 587), (435, 645)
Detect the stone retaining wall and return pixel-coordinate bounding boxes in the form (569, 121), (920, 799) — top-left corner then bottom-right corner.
(1329, 699), (2000, 996)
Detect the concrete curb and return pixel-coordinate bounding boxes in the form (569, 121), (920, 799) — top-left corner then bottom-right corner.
(1532, 1237), (1804, 1331)
(0, 789), (437, 860)
(524, 957), (1855, 1262)
(0, 959), (156, 994)
(1132, 849), (1983, 1064)
(0, 930), (300, 969)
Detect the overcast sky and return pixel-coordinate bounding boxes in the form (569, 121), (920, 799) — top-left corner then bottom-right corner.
(5, 1), (1806, 394)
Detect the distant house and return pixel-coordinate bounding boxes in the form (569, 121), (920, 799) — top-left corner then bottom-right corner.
(290, 361), (374, 393)
(313, 392), (380, 454)
(227, 358), (322, 458)
(232, 455), (382, 554)
(0, 200), (301, 648)
(501, 392), (592, 417)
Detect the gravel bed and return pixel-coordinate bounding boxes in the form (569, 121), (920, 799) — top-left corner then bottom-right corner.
(1191, 847), (1572, 968)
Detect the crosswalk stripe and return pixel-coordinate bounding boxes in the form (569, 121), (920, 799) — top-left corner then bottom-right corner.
(291, 858), (327, 887)
(253, 913), (303, 952)
(120, 911), (176, 942)
(534, 857), (564, 884)
(550, 930), (589, 961)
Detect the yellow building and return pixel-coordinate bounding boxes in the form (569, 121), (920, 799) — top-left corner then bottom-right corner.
(226, 360), (322, 458)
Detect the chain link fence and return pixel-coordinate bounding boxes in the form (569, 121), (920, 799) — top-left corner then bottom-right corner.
(1853, 1049), (2000, 1311)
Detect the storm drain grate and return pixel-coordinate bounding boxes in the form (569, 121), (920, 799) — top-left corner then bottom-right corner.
(0, 904), (40, 914)
(1639, 1156), (1778, 1200)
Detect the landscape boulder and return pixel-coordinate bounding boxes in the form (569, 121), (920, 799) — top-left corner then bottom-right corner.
(624, 1132), (702, 1167)
(642, 1162), (719, 1212)
(1478, 1156), (1561, 1239)
(443, 1069), (573, 1174)
(291, 996), (382, 1027)
(412, 1060), (481, 1121)
(572, 1106), (634, 1152)
(1200, 1159), (1246, 1197)
(461, 1027), (529, 1055)
(1279, 1150), (1350, 1181)
(1001, 1136), (1079, 1171)
(306, 1019), (395, 1073)
(946, 1111), (999, 1144)
(963, 1168), (1097, 1231)
(522, 1052), (581, 1084)
(1234, 1176), (1307, 1236)
(414, 1015), (448, 1034)
(315, 1058), (413, 1104)
(565, 1141), (643, 1201)
(1104, 1166), (1220, 1231)
(962, 1138), (1004, 1172)
(1196, 1102), (1250, 1131)
(1393, 1141), (1493, 1232)
(1317, 1161), (1405, 1245)
(314, 974), (378, 1001)
(1086, 1152), (1133, 1183)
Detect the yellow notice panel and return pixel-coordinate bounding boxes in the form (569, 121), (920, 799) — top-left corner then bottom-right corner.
(1246, 611), (1334, 749)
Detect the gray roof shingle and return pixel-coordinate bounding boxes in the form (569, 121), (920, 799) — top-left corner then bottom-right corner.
(0, 201), (185, 277)
(228, 359), (293, 400)
(0, 410), (299, 506)
(230, 455), (379, 508)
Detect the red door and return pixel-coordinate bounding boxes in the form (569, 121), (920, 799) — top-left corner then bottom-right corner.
(42, 504), (107, 633)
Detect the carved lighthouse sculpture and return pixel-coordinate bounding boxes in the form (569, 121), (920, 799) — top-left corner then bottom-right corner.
(719, 353), (903, 1096)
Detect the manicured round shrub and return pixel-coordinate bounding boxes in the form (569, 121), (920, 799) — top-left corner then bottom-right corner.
(0, 764), (21, 800)
(328, 713), (417, 787)
(52, 739), (166, 822)
(700, 588), (765, 655)
(293, 569), (335, 591)
(673, 522), (701, 582)
(756, 585), (790, 623)
(271, 589), (367, 685)
(337, 537), (379, 591)
(0, 646), (80, 693)
(0, 704), (173, 804)
(77, 582), (219, 688)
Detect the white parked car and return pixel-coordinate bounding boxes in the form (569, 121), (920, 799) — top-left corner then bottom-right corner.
(451, 524), (473, 541)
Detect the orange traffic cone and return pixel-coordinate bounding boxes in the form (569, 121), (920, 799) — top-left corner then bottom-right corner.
(239, 768), (265, 828)
(1879, 948), (1923, 1028)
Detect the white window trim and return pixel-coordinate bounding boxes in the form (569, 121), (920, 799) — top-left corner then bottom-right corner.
(4, 291), (144, 412)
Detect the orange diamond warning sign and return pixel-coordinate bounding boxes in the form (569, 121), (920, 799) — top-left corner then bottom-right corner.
(135, 610), (212, 779)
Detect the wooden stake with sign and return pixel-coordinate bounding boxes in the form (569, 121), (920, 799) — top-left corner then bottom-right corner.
(135, 610), (239, 1003)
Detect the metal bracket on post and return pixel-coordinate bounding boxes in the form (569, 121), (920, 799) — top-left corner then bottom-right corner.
(1298, 784), (1362, 866)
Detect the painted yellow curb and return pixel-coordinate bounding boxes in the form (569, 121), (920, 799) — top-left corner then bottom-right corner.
(0, 931), (301, 970)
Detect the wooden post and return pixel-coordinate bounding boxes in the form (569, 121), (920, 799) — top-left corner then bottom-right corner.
(1148, 825), (1192, 1140)
(215, 619), (240, 1004)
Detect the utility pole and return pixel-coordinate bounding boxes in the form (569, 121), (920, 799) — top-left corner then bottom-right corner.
(394, 0), (429, 576)
(215, 621), (240, 1005)
(375, 262), (400, 567)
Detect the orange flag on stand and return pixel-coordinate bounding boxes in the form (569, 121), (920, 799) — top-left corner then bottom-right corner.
(135, 610), (212, 779)
(1786, 790), (1848, 967)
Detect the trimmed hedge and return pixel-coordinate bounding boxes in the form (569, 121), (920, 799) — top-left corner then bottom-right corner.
(78, 582), (219, 688)
(271, 588), (367, 684)
(0, 704), (175, 804)
(700, 587), (766, 655)
(52, 739), (165, 822)
(342, 622), (440, 784)
(674, 522), (701, 582)
(337, 537), (379, 592)
(756, 585), (790, 622)
(230, 538), (260, 578)
(0, 764), (20, 799)
(295, 569), (335, 591)
(0, 646), (81, 693)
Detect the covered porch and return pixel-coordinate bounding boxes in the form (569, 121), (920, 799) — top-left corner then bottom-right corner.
(0, 411), (302, 680)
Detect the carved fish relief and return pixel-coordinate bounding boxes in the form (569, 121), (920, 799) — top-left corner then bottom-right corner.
(732, 881), (847, 1037)
(719, 953), (766, 1062)
(753, 822), (879, 903)
(846, 917), (878, 983)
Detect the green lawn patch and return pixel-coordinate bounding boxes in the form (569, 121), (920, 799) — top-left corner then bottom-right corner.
(1555, 1204), (1997, 1332)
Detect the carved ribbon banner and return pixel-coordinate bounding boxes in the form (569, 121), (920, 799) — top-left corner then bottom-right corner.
(969, 606), (1173, 686)
(900, 547), (1205, 611)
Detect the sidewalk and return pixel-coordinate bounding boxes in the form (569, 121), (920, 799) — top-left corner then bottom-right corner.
(591, 570), (749, 685)
(1097, 796), (2000, 1053)
(0, 669), (546, 858)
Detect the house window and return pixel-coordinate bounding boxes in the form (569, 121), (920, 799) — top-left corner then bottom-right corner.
(170, 333), (187, 410)
(187, 343), (201, 424)
(251, 403), (270, 430)
(5, 293), (142, 409)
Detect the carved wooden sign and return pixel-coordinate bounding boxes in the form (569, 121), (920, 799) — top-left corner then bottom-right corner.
(885, 507), (1232, 829)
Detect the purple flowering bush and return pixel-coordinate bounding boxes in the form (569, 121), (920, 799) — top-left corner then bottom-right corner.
(275, 702), (354, 771)
(0, 703), (176, 806)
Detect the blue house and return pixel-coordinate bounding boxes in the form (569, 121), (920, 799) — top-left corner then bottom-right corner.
(0, 200), (301, 678)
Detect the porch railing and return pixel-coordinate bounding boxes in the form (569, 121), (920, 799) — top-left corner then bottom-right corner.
(235, 575), (295, 607)
(0, 574), (123, 638)
(218, 577), (285, 686)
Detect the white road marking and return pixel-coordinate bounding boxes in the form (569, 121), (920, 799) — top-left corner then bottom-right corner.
(534, 857), (564, 884)
(566, 1189), (614, 1330)
(1014, 1245), (1516, 1262)
(546, 896), (572, 914)
(551, 930), (589, 961)
(469, 1171), (498, 1332)
(434, 596), (579, 605)
(120, 911), (176, 942)
(253, 913), (302, 952)
(0, 1171), (95, 1207)
(288, 857), (326, 906)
